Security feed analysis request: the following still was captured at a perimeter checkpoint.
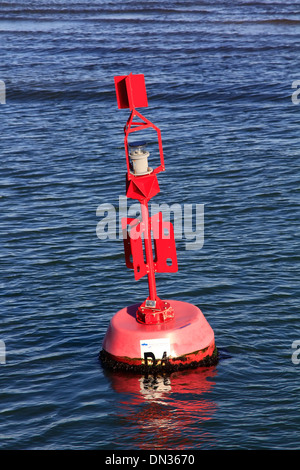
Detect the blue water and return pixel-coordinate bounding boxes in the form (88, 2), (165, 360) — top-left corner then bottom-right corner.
(1, 0), (300, 450)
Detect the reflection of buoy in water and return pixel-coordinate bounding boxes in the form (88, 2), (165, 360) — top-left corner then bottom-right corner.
(105, 368), (218, 449)
(99, 73), (218, 373)
(106, 367), (217, 401)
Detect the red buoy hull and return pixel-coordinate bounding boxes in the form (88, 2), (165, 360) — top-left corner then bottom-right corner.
(100, 300), (218, 372)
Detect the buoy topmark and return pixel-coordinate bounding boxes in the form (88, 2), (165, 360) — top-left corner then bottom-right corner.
(99, 74), (218, 373)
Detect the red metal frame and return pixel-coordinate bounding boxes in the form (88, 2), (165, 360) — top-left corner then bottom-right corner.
(114, 73), (177, 324)
(114, 73), (165, 179)
(124, 109), (165, 180)
(114, 74), (148, 109)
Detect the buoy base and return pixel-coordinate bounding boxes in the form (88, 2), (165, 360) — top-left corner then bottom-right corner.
(100, 300), (218, 373)
(99, 346), (218, 373)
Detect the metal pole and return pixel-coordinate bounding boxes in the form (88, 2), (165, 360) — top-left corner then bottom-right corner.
(140, 199), (157, 301)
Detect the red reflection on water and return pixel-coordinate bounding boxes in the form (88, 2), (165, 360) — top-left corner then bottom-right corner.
(106, 367), (218, 450)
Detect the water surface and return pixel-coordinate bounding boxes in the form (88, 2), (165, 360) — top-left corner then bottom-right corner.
(1, 0), (300, 450)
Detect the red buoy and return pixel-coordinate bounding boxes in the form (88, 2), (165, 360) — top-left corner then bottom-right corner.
(99, 74), (218, 373)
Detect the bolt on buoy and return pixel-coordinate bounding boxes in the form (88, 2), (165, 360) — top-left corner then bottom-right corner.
(99, 73), (218, 373)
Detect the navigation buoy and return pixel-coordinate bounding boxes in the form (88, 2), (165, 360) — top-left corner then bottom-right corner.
(99, 73), (218, 373)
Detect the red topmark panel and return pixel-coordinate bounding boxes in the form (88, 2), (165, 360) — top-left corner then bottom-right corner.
(114, 74), (148, 109)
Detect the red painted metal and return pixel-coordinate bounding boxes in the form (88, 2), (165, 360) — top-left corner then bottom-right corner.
(122, 212), (177, 280)
(122, 217), (147, 281)
(102, 300), (216, 367)
(100, 74), (217, 370)
(140, 200), (157, 301)
(152, 211), (178, 274)
(136, 299), (175, 325)
(114, 74), (148, 110)
(124, 109), (165, 180)
(113, 74), (178, 324)
(126, 172), (160, 202)
(115, 74), (165, 181)
(121, 206), (178, 324)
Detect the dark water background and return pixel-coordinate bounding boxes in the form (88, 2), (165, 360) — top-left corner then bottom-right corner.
(1, 0), (300, 450)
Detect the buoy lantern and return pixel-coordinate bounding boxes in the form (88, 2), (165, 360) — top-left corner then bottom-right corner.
(99, 73), (218, 373)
